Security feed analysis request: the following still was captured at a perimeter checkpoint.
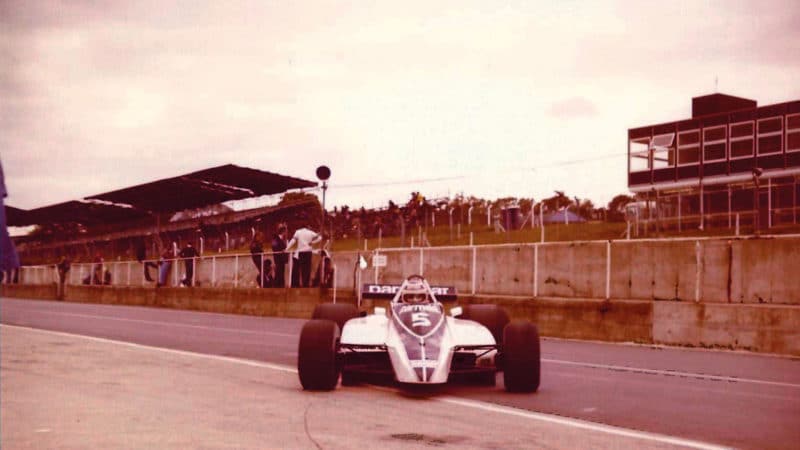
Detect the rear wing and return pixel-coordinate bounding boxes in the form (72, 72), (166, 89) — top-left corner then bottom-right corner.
(361, 283), (457, 301)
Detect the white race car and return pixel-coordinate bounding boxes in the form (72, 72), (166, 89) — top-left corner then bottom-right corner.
(297, 275), (540, 392)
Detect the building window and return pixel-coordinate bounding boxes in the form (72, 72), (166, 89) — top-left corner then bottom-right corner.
(730, 120), (754, 159)
(629, 137), (650, 172)
(757, 116), (783, 155)
(651, 133), (675, 169)
(787, 113), (800, 153)
(678, 130), (700, 165)
(703, 125), (726, 162)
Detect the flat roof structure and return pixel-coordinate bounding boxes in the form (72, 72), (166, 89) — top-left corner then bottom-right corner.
(11, 164), (317, 226)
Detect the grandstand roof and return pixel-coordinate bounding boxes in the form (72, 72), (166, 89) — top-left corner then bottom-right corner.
(12, 164), (317, 226)
(5, 205), (30, 227)
(24, 200), (151, 226)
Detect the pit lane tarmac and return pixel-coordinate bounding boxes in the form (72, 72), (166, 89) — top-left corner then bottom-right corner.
(1, 325), (725, 450)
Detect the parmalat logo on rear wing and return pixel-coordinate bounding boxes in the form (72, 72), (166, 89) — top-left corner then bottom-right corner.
(361, 284), (457, 300)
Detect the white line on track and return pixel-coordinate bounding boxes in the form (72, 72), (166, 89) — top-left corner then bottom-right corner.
(21, 310), (297, 338)
(2, 324), (730, 450)
(543, 358), (800, 389)
(437, 397), (731, 450)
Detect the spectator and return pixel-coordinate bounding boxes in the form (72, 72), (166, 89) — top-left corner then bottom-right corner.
(271, 224), (288, 288)
(83, 254), (104, 285)
(136, 237), (158, 282)
(290, 250), (301, 287)
(56, 255), (70, 299)
(286, 225), (322, 287)
(250, 232), (266, 287)
(157, 248), (173, 287)
(263, 259), (275, 288)
(179, 242), (199, 287)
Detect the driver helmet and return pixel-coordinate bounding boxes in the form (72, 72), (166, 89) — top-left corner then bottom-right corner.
(401, 277), (429, 304)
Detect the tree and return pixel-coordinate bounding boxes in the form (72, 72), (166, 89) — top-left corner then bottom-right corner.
(607, 194), (634, 222)
(542, 191), (571, 212)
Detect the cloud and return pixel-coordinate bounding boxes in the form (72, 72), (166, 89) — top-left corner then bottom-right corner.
(547, 97), (599, 119)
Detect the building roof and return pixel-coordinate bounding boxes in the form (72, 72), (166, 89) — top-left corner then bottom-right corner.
(691, 93), (757, 118)
(5, 205), (31, 227)
(11, 164), (317, 226)
(23, 200), (152, 226)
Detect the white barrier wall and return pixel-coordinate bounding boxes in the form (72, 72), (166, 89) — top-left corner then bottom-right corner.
(11, 236), (800, 305)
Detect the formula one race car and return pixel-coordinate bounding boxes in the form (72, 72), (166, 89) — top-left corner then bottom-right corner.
(297, 275), (540, 392)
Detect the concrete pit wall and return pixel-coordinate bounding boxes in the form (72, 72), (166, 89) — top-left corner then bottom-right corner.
(331, 236), (800, 305)
(653, 301), (800, 355)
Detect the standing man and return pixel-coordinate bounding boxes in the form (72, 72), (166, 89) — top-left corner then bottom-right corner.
(0, 158), (20, 283)
(271, 224), (288, 288)
(286, 225), (322, 287)
(179, 242), (199, 287)
(249, 232), (265, 287)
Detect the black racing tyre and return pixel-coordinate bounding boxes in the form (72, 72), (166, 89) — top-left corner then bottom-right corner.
(312, 303), (359, 334)
(502, 320), (541, 393)
(297, 319), (341, 391)
(460, 304), (510, 348)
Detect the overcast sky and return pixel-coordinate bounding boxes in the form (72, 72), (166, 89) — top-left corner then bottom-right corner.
(2, 0), (799, 212)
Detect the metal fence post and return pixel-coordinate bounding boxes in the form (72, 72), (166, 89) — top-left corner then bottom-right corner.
(533, 244), (538, 298)
(212, 256), (217, 287)
(373, 251), (379, 284)
(606, 240), (611, 300)
(332, 264), (337, 304)
(695, 241), (701, 303)
(234, 254), (239, 288)
(471, 246), (477, 295)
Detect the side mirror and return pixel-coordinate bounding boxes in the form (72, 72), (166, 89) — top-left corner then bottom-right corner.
(374, 307), (386, 317)
(449, 306), (463, 317)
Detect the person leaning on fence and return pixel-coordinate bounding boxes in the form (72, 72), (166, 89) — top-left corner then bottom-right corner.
(286, 225), (322, 287)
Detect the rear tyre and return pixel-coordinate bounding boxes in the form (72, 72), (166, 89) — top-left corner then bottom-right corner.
(297, 319), (340, 390)
(312, 303), (359, 334)
(460, 304), (510, 348)
(502, 320), (540, 393)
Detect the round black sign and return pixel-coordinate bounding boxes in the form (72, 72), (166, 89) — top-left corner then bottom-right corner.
(316, 165), (331, 181)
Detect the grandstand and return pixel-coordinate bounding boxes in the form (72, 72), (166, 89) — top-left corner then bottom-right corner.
(9, 164), (319, 264)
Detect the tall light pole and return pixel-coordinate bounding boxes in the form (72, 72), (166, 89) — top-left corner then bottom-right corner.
(316, 165), (331, 232)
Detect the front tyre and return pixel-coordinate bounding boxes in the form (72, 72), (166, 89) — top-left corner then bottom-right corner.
(502, 320), (540, 393)
(298, 319), (340, 390)
(460, 304), (510, 348)
(312, 303), (359, 334)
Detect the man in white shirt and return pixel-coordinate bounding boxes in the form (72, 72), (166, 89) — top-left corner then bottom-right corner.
(286, 226), (322, 287)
